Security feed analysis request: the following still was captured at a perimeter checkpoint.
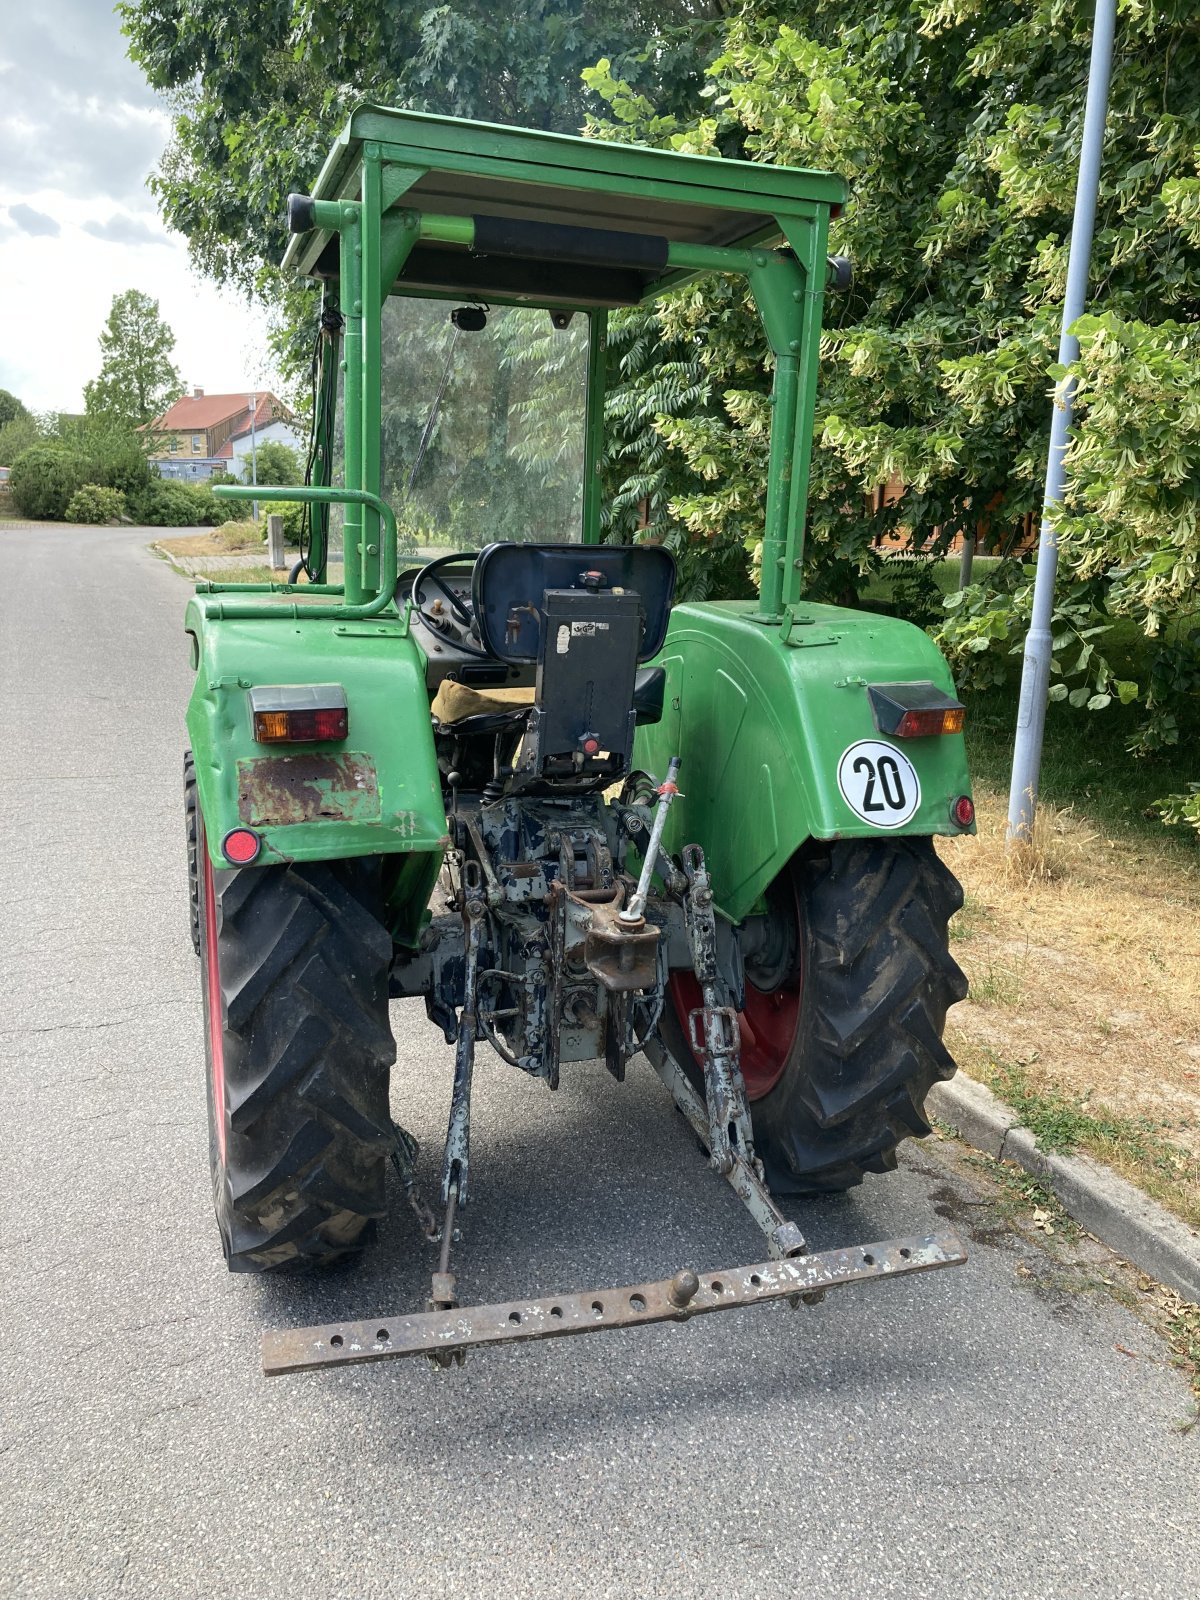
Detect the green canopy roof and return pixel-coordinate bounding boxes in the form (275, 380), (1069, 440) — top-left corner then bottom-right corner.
(282, 104), (847, 308)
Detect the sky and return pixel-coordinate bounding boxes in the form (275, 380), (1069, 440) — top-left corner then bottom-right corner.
(0, 1), (276, 414)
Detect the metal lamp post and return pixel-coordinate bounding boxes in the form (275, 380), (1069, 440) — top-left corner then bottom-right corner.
(247, 394), (259, 522)
(1006, 0), (1117, 844)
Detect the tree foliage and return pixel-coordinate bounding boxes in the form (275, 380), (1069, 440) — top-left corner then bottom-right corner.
(83, 289), (184, 428)
(245, 439), (302, 486)
(120, 1), (729, 300)
(0, 413), (41, 466)
(585, 0), (1200, 820)
(0, 389), (29, 430)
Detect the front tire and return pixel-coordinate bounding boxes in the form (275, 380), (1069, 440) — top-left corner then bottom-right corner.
(655, 837), (967, 1197)
(197, 820), (397, 1271)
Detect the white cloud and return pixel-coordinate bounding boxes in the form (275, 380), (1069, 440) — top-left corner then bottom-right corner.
(0, 4), (279, 413)
(8, 203), (60, 238)
(82, 213), (171, 247)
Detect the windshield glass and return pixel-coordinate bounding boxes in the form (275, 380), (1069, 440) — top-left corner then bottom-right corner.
(380, 298), (588, 549)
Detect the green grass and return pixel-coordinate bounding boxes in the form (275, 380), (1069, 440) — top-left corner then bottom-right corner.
(975, 1058), (1200, 1229)
(199, 564), (275, 583)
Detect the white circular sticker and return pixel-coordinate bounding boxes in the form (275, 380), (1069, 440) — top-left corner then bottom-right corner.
(837, 740), (921, 829)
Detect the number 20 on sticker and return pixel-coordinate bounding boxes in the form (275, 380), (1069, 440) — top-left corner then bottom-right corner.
(836, 739), (921, 829)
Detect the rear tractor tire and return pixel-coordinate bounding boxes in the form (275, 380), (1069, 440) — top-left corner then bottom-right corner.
(184, 750), (200, 956)
(656, 836), (967, 1197)
(195, 811), (397, 1272)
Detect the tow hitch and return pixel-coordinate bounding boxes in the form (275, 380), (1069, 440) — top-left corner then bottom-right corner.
(262, 1233), (964, 1376)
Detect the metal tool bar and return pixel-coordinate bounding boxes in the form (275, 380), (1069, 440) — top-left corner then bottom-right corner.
(261, 1233), (965, 1376)
(620, 756), (681, 925)
(651, 1050), (807, 1259)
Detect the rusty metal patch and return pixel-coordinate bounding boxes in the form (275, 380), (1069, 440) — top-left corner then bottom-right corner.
(237, 752), (381, 827)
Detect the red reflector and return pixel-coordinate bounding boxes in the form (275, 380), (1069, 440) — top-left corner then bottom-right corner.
(894, 706), (966, 738)
(582, 737), (600, 755)
(222, 828), (261, 865)
(253, 706), (348, 743)
(951, 795), (975, 828)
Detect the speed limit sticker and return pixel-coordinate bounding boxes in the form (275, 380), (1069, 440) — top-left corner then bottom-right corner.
(837, 740), (921, 829)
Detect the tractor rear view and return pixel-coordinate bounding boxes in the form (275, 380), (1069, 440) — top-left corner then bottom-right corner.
(183, 107), (973, 1374)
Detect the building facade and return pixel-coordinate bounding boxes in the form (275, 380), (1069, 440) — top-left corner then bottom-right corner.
(147, 390), (303, 481)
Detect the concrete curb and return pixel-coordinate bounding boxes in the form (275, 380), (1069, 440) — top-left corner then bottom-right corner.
(927, 1075), (1200, 1303)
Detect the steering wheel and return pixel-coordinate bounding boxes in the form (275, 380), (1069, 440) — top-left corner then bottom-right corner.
(410, 550), (491, 660)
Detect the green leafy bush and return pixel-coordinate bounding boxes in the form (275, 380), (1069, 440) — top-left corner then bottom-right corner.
(83, 433), (153, 499)
(8, 446), (85, 519)
(65, 485), (127, 524)
(132, 479), (222, 527)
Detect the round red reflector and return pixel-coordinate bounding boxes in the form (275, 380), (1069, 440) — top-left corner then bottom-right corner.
(222, 827), (262, 865)
(951, 795), (975, 828)
(582, 737), (600, 755)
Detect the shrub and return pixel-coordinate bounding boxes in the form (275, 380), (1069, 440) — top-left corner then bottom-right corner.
(65, 484), (127, 524)
(247, 440), (301, 486)
(84, 434), (153, 499)
(132, 479), (222, 527)
(8, 446), (85, 519)
(280, 500), (304, 543)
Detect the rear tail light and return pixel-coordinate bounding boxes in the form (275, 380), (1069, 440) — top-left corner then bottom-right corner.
(867, 682), (965, 738)
(894, 705), (966, 738)
(248, 684), (348, 744)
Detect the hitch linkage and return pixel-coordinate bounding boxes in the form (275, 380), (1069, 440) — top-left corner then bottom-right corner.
(679, 841), (757, 1180)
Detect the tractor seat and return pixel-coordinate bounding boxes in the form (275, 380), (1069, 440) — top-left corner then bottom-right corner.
(431, 679), (535, 737)
(431, 669), (666, 734)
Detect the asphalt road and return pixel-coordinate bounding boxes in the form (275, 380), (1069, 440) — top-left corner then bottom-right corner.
(2, 524), (1197, 1600)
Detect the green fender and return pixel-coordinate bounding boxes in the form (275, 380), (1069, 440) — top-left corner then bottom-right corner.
(633, 600), (974, 923)
(184, 597), (446, 944)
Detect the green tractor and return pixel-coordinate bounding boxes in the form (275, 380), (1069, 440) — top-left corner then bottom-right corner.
(184, 106), (973, 1374)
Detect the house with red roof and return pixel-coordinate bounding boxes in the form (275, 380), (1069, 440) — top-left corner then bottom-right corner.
(146, 389), (303, 481)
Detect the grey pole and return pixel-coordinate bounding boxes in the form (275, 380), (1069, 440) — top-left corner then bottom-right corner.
(247, 394), (259, 523)
(959, 531), (975, 589)
(1006, 0), (1117, 844)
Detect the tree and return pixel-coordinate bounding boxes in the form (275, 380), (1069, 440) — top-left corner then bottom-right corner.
(245, 439), (302, 487)
(84, 290), (183, 428)
(0, 389), (29, 430)
(0, 413), (40, 465)
(121, 0), (731, 390)
(587, 2), (1200, 744)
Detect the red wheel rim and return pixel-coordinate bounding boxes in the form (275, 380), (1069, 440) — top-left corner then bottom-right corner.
(201, 829), (227, 1163)
(668, 968), (802, 1100)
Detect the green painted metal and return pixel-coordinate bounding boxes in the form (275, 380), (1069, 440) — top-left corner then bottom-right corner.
(185, 602), (446, 921)
(187, 105), (973, 950)
(206, 486), (399, 619)
(634, 602), (974, 924)
(778, 215), (832, 605)
(361, 150), (384, 600)
(282, 105), (846, 293)
(340, 212), (365, 605)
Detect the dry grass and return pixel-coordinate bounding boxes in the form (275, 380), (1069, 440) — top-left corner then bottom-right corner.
(156, 522), (265, 556)
(937, 784), (1200, 1212)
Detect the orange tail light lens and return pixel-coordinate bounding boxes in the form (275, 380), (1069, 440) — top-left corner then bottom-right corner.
(247, 685), (348, 744)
